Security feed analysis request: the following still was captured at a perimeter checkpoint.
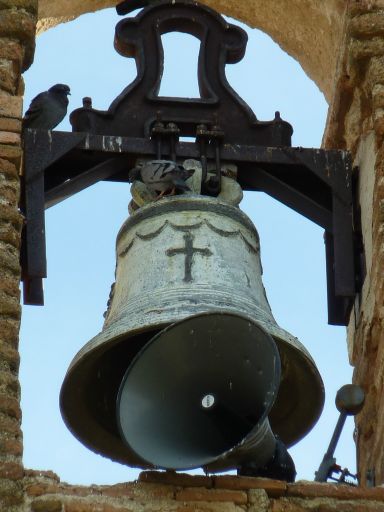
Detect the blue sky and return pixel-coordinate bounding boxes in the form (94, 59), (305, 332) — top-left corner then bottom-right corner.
(20, 6), (356, 484)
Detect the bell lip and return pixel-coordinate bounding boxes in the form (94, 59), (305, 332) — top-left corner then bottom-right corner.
(115, 311), (281, 471)
(59, 307), (325, 467)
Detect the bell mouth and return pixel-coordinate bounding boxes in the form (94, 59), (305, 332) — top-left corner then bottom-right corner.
(116, 312), (281, 470)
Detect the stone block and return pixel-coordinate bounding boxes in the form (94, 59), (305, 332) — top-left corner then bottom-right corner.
(0, 143), (22, 163)
(0, 0), (37, 13)
(0, 318), (20, 349)
(0, 436), (22, 456)
(0, 243), (20, 276)
(175, 487), (247, 505)
(0, 58), (18, 94)
(0, 203), (23, 227)
(0, 181), (20, 207)
(63, 501), (95, 512)
(101, 481), (174, 500)
(0, 156), (19, 179)
(0, 369), (19, 393)
(0, 413), (20, 436)
(0, 117), (21, 133)
(0, 478), (23, 507)
(0, 461), (23, 480)
(287, 481), (384, 501)
(26, 483), (57, 497)
(175, 503), (244, 512)
(0, 342), (20, 371)
(0, 130), (20, 145)
(0, 393), (21, 420)
(270, 498), (307, 512)
(214, 475), (287, 497)
(0, 95), (22, 119)
(349, 12), (384, 39)
(139, 471), (213, 488)
(0, 11), (36, 63)
(0, 38), (24, 64)
(24, 469), (60, 482)
(247, 488), (270, 511)
(350, 37), (384, 63)
(31, 498), (63, 512)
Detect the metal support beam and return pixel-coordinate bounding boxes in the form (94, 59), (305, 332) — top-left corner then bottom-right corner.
(21, 129), (358, 324)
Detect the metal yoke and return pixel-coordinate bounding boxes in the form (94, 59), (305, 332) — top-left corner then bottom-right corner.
(21, 0), (361, 325)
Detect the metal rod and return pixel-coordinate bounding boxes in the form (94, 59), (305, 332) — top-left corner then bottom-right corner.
(325, 411), (347, 459)
(314, 411), (347, 482)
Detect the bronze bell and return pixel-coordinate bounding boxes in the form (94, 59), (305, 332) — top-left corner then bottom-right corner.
(60, 195), (324, 472)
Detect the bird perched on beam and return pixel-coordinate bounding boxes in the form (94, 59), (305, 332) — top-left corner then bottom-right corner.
(22, 83), (71, 131)
(129, 160), (195, 199)
(116, 0), (161, 15)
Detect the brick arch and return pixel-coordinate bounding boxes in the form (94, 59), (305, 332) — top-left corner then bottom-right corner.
(37, 0), (346, 101)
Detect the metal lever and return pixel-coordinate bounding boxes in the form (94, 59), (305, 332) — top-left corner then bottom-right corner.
(315, 384), (365, 483)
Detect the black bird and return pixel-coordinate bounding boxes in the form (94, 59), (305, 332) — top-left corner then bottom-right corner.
(116, 0), (161, 15)
(23, 84), (71, 130)
(129, 160), (195, 198)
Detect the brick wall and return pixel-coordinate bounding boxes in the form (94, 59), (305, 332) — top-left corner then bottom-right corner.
(322, 0), (384, 486)
(0, 0), (37, 510)
(22, 470), (384, 512)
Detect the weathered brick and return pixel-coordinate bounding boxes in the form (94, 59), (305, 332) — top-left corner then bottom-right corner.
(24, 469), (60, 481)
(0, 461), (23, 480)
(0, 143), (22, 162)
(0, 249), (20, 277)
(315, 502), (384, 512)
(350, 37), (384, 63)
(0, 94), (22, 119)
(0, 341), (20, 371)
(0, 58), (18, 94)
(102, 481), (174, 500)
(271, 499), (306, 512)
(100, 506), (136, 512)
(0, 130), (20, 145)
(0, 479), (23, 507)
(0, 38), (23, 64)
(0, 203), (23, 227)
(0, 183), (20, 207)
(0, 319), (20, 349)
(0, 1), (37, 13)
(0, 116), (21, 133)
(349, 13), (384, 39)
(0, 436), (22, 456)
(0, 273), (21, 296)
(0, 287), (21, 318)
(0, 393), (21, 419)
(178, 505), (242, 512)
(31, 498), (63, 512)
(0, 11), (36, 58)
(26, 482), (100, 498)
(26, 483), (52, 497)
(64, 501), (100, 512)
(176, 487), (247, 505)
(0, 157), (18, 182)
(287, 481), (384, 501)
(139, 470), (213, 488)
(214, 475), (287, 497)
(248, 488), (270, 511)
(0, 225), (21, 249)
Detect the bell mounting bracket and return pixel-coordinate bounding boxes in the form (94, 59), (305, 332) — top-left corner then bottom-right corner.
(21, 0), (363, 325)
